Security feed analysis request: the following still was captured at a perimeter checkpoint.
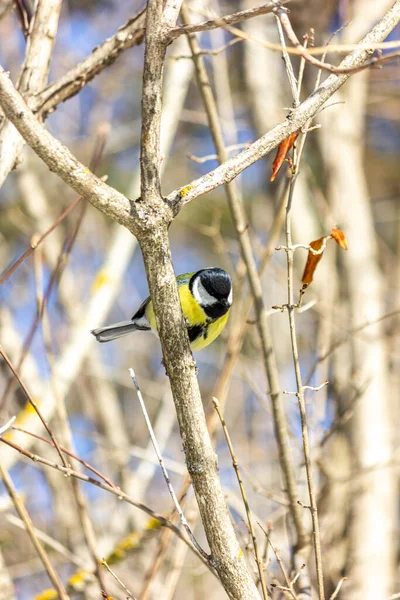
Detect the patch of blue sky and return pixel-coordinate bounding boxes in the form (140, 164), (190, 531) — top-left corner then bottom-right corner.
(182, 120), (266, 192)
(58, 13), (109, 60)
(67, 414), (103, 502)
(8, 461), (54, 516)
(368, 117), (400, 154)
(113, 142), (140, 175)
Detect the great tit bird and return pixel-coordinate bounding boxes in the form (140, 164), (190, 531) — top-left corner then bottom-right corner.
(91, 267), (232, 351)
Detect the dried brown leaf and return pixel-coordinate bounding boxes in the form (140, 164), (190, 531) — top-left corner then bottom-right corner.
(331, 227), (348, 250)
(301, 237), (326, 286)
(270, 132), (299, 182)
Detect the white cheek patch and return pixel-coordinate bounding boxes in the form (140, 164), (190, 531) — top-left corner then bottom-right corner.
(227, 287), (233, 306)
(192, 277), (217, 306)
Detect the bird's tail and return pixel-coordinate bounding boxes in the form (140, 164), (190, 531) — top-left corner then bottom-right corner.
(91, 320), (147, 343)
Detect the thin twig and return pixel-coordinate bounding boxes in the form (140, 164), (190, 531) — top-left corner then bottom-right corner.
(258, 523), (298, 600)
(329, 577), (346, 600)
(0, 434), (214, 571)
(6, 513), (83, 567)
(274, 6), (400, 75)
(277, 18), (325, 600)
(129, 368), (210, 562)
(0, 416), (15, 435)
(187, 142), (251, 163)
(12, 425), (116, 488)
(102, 559), (137, 600)
(274, 13), (298, 104)
(167, 1), (292, 40)
(213, 397), (268, 600)
(0, 195), (82, 285)
(0, 460), (69, 600)
(276, 240), (331, 255)
(170, 36), (243, 59)
(0, 346), (68, 468)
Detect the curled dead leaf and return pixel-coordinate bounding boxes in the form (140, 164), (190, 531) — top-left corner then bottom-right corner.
(270, 132), (299, 182)
(301, 228), (348, 286)
(301, 237), (326, 286)
(331, 227), (348, 250)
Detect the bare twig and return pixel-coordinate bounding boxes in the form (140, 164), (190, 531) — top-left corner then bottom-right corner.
(31, 8), (146, 117)
(129, 368), (210, 563)
(274, 5), (400, 75)
(166, 1), (400, 209)
(258, 523), (298, 600)
(0, 416), (15, 435)
(12, 425), (116, 488)
(170, 36), (243, 59)
(276, 240), (331, 255)
(277, 21), (325, 600)
(274, 12), (298, 104)
(213, 397), (269, 599)
(329, 577), (346, 599)
(187, 142), (251, 163)
(0, 346), (68, 468)
(102, 559), (137, 600)
(0, 460), (69, 600)
(0, 194), (82, 285)
(167, 1), (292, 41)
(0, 435), (213, 569)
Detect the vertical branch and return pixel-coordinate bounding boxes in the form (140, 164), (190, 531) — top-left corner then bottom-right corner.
(284, 206), (325, 599)
(140, 0), (168, 200)
(181, 1), (309, 557)
(277, 28), (326, 600)
(0, 0), (62, 187)
(136, 1), (261, 598)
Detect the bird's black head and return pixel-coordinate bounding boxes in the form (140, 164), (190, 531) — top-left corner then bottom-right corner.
(190, 268), (233, 319)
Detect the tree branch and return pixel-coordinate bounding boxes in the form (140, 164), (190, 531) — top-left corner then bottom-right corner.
(0, 7), (146, 191)
(1, 0), (399, 229)
(166, 0), (400, 210)
(167, 1), (291, 41)
(31, 8), (146, 117)
(0, 0), (62, 186)
(181, 0), (308, 562)
(0, 67), (132, 227)
(136, 1), (261, 596)
(274, 5), (400, 75)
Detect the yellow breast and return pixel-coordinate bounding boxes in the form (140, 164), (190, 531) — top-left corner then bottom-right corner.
(145, 284), (229, 351)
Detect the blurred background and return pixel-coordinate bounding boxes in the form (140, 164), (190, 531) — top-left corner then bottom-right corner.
(0, 0), (399, 598)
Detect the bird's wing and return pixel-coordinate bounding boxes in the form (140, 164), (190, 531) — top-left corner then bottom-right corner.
(131, 296), (151, 326)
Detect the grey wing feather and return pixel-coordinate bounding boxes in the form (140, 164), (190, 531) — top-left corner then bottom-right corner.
(132, 295), (150, 321)
(92, 297), (152, 343)
(91, 320), (141, 343)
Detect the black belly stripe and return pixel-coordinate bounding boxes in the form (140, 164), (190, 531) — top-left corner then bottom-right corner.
(188, 324), (204, 343)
